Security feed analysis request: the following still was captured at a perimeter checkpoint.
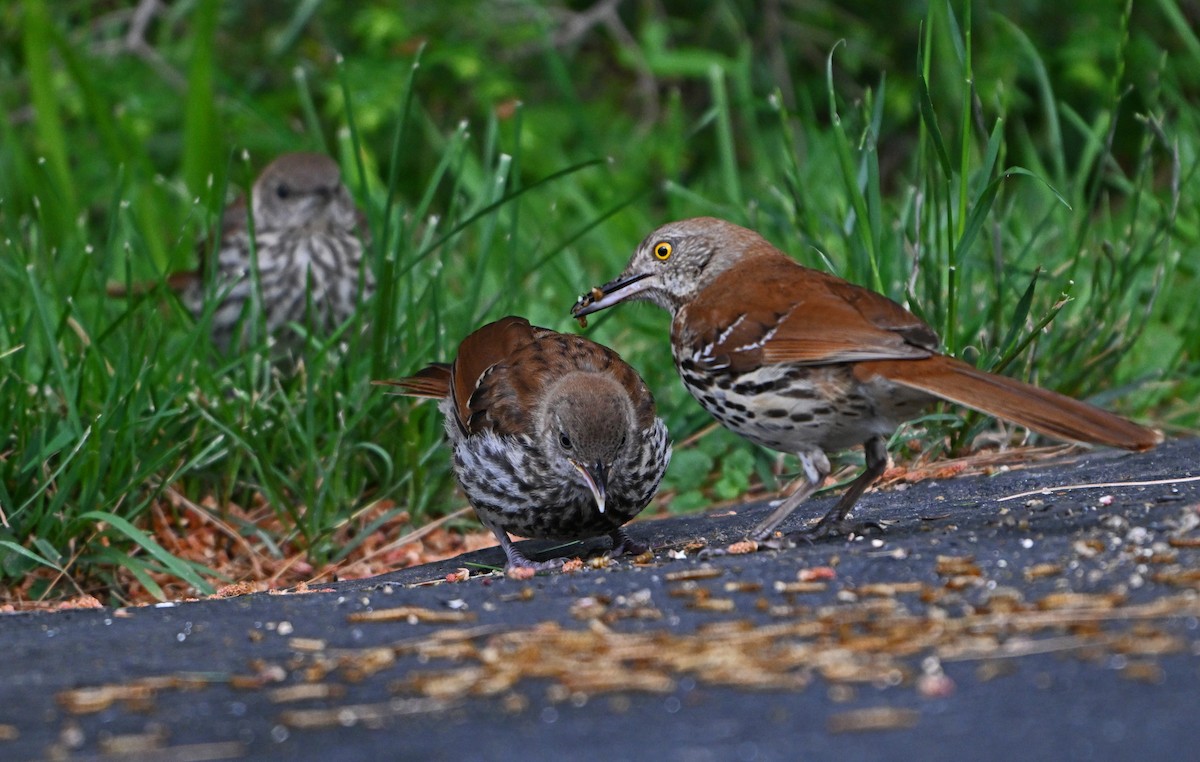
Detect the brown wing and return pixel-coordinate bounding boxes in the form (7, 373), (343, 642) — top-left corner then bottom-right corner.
(463, 320), (658, 437)
(581, 338), (659, 433)
(372, 317), (539, 437)
(382, 317), (656, 439)
(524, 328), (658, 433)
(676, 253), (938, 373)
(450, 317), (544, 435)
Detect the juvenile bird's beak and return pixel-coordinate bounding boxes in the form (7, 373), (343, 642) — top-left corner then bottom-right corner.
(572, 272), (653, 318)
(571, 460), (609, 514)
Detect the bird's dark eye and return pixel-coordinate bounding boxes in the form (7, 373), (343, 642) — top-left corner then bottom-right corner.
(559, 432), (573, 450)
(653, 241), (672, 260)
(275, 184), (291, 199)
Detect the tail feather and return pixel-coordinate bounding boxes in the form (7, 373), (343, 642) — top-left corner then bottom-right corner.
(861, 356), (1162, 451)
(373, 363), (452, 399)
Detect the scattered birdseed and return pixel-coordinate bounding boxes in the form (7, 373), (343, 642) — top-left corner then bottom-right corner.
(665, 568), (723, 582)
(347, 606), (476, 624)
(827, 707), (920, 733)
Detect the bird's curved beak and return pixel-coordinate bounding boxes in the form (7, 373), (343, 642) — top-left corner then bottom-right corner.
(571, 272), (653, 318)
(571, 459), (609, 514)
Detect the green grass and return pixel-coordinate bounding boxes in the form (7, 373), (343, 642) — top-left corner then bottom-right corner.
(1, 1), (1195, 602)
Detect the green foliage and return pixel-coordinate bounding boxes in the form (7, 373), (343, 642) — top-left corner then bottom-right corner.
(0, 0), (1194, 599)
(665, 427), (772, 513)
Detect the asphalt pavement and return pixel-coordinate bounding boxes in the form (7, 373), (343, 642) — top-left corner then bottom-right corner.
(3, 438), (1199, 761)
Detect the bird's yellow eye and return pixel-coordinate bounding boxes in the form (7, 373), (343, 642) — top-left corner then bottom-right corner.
(653, 241), (673, 260)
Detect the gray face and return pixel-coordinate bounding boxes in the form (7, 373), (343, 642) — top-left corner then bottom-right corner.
(536, 372), (637, 513)
(250, 153), (358, 231)
(574, 217), (750, 317)
(545, 380), (632, 466)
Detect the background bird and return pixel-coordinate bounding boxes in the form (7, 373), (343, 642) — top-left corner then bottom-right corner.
(111, 152), (373, 355)
(572, 216), (1161, 543)
(377, 316), (671, 572)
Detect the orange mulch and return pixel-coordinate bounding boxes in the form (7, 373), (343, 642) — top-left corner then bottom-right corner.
(1, 491), (499, 613)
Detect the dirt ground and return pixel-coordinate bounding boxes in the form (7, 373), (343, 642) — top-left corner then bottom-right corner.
(3, 438), (1198, 761)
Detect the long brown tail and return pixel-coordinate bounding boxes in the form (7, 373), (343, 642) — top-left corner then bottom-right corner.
(859, 355), (1162, 451)
(372, 363), (452, 399)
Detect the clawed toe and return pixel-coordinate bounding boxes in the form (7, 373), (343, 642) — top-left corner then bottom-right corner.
(787, 517), (886, 542)
(505, 555), (566, 575)
(611, 538), (649, 557)
(696, 544), (725, 560)
(609, 528), (648, 558)
(749, 516), (887, 548)
(757, 534), (806, 551)
(501, 544), (568, 574)
(503, 529), (650, 574)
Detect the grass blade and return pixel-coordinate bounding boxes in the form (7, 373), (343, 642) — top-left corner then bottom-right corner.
(181, 0), (221, 204)
(77, 511), (215, 595)
(20, 0), (76, 221)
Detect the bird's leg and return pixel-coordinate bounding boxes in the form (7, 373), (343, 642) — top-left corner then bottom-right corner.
(489, 526), (566, 573)
(608, 526), (648, 557)
(750, 450), (830, 541)
(791, 435), (889, 540)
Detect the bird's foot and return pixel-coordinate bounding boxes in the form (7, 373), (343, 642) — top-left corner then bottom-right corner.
(609, 528), (648, 557)
(755, 534), (810, 551)
(490, 526), (569, 576)
(501, 544), (567, 576)
(779, 517), (887, 544)
(695, 544), (724, 560)
(503, 554), (566, 578)
(745, 516), (887, 550)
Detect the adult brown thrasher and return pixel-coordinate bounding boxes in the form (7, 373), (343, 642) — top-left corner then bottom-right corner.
(572, 217), (1160, 542)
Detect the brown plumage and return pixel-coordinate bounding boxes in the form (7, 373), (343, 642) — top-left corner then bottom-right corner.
(572, 217), (1161, 541)
(377, 317), (671, 572)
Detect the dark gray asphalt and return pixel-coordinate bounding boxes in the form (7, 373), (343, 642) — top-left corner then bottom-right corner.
(3, 439), (1199, 761)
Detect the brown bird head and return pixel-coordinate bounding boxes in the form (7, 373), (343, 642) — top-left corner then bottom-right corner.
(573, 217), (765, 318)
(250, 152), (359, 232)
(534, 371), (638, 514)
